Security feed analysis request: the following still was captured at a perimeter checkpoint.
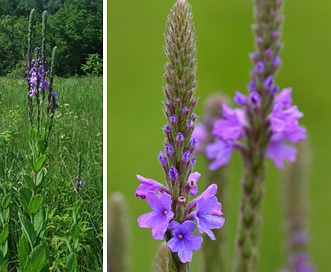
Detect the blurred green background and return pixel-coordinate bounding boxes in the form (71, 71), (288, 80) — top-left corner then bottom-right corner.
(108, 0), (331, 271)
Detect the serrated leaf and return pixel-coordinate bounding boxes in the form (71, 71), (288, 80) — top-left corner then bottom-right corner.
(18, 235), (31, 269)
(23, 241), (49, 272)
(34, 155), (46, 172)
(1, 194), (10, 209)
(18, 212), (36, 248)
(34, 208), (47, 238)
(28, 195), (43, 214)
(19, 188), (32, 214)
(66, 252), (77, 272)
(0, 223), (9, 244)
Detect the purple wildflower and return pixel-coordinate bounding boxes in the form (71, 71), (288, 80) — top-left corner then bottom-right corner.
(192, 123), (207, 153)
(189, 195), (225, 240)
(266, 134), (297, 168)
(167, 221), (202, 263)
(135, 175), (168, 199)
(137, 192), (174, 240)
(212, 104), (245, 141)
(74, 180), (83, 191)
(206, 140), (235, 170)
(185, 171), (201, 196)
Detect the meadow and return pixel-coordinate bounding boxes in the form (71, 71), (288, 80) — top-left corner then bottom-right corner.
(109, 0), (331, 271)
(0, 76), (103, 271)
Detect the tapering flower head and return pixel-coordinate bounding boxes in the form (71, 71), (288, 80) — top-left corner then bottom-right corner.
(167, 221), (202, 263)
(136, 0), (225, 266)
(137, 192), (174, 240)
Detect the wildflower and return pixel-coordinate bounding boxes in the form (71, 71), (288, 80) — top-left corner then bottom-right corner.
(190, 195), (224, 240)
(136, 1), (224, 268)
(135, 175), (169, 199)
(137, 192), (174, 240)
(167, 220), (202, 263)
(74, 180), (83, 191)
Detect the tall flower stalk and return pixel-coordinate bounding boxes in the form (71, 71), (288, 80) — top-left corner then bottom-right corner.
(135, 1), (225, 271)
(282, 142), (315, 272)
(205, 0), (306, 271)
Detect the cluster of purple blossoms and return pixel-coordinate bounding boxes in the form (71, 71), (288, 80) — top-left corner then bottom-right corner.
(201, 81), (306, 171)
(25, 47), (59, 110)
(135, 174), (225, 263)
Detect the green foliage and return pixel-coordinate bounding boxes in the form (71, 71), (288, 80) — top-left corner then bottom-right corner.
(0, 76), (102, 271)
(0, 0), (102, 76)
(81, 53), (103, 76)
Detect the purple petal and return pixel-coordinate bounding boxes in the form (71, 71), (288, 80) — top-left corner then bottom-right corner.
(267, 137), (297, 169)
(206, 140), (234, 170)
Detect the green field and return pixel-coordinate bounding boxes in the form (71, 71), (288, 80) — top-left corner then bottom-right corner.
(0, 76), (103, 271)
(109, 0), (331, 271)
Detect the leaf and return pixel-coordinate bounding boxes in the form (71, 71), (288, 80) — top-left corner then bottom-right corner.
(36, 168), (47, 187)
(1, 194), (10, 209)
(34, 208), (47, 238)
(18, 212), (36, 248)
(23, 241), (49, 272)
(28, 195), (43, 214)
(24, 174), (36, 191)
(18, 235), (31, 269)
(66, 252), (78, 272)
(0, 223), (9, 244)
(19, 188), (32, 214)
(70, 222), (80, 240)
(0, 260), (8, 272)
(36, 139), (46, 154)
(34, 155), (46, 172)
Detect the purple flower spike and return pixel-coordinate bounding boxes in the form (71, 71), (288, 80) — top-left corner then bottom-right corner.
(190, 196), (225, 240)
(138, 192), (174, 240)
(167, 221), (202, 263)
(135, 175), (168, 199)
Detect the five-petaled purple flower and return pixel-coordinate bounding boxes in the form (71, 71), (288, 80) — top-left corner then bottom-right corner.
(137, 192), (174, 240)
(167, 221), (203, 263)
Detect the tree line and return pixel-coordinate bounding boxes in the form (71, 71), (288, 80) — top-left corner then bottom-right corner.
(0, 0), (102, 77)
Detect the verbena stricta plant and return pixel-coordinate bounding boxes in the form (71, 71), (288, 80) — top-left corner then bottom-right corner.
(135, 1), (225, 271)
(17, 9), (58, 271)
(204, 0), (307, 271)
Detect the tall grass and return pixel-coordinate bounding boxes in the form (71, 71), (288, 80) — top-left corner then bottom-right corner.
(0, 76), (103, 271)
